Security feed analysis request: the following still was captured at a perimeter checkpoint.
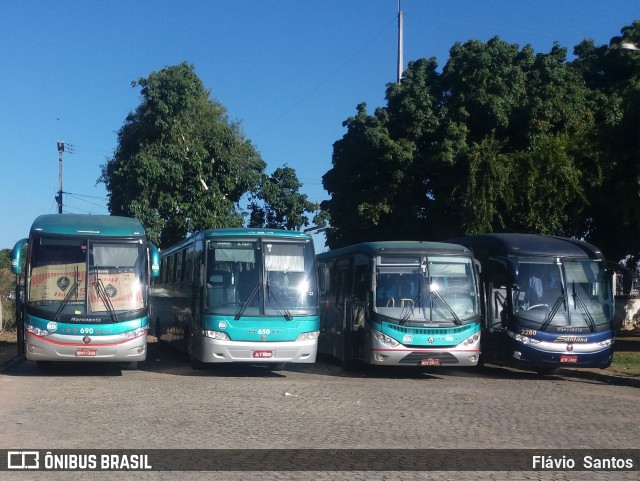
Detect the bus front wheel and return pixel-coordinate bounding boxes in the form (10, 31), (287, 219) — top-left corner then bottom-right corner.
(125, 361), (138, 370)
(36, 360), (53, 372)
(188, 336), (205, 370)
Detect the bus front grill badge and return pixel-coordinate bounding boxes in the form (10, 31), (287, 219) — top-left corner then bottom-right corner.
(82, 336), (91, 344)
(261, 336), (267, 342)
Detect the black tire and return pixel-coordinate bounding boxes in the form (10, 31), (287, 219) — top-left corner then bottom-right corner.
(36, 360), (53, 372)
(341, 334), (360, 371)
(536, 366), (557, 375)
(188, 336), (206, 370)
(125, 361), (138, 370)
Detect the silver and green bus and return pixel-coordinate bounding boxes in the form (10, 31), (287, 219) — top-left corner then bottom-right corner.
(11, 214), (160, 370)
(151, 228), (319, 369)
(317, 241), (482, 369)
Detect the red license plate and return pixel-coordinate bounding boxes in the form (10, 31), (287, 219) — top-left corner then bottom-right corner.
(75, 348), (97, 357)
(421, 358), (440, 366)
(253, 350), (273, 359)
(560, 355), (578, 363)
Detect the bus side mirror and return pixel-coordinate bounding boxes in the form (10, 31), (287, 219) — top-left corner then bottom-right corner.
(150, 243), (160, 278)
(11, 238), (27, 275)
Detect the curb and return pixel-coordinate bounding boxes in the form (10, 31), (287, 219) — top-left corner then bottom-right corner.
(556, 368), (640, 388)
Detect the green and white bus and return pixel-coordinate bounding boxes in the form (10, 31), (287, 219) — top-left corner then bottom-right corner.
(11, 214), (160, 370)
(151, 228), (319, 369)
(317, 241), (482, 369)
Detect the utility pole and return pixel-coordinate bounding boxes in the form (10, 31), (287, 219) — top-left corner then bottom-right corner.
(56, 141), (64, 213)
(397, 0), (404, 83)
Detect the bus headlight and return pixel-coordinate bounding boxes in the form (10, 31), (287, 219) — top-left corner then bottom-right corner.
(514, 333), (540, 345)
(462, 332), (480, 346)
(296, 330), (319, 341)
(123, 326), (148, 339)
(204, 330), (230, 341)
(599, 339), (614, 348)
(372, 329), (399, 347)
(26, 324), (50, 337)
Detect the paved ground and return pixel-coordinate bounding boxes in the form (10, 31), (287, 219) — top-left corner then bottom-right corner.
(1, 340), (638, 480)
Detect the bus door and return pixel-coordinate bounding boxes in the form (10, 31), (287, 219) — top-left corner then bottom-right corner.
(486, 281), (510, 358)
(350, 255), (369, 361)
(335, 258), (353, 363)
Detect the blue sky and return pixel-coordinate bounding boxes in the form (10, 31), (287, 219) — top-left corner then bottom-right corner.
(1, 0), (638, 252)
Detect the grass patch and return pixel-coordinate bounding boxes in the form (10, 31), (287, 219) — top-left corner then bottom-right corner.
(610, 351), (640, 377)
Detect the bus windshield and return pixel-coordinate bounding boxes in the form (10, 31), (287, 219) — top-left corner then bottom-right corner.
(205, 239), (317, 317)
(513, 258), (612, 329)
(375, 255), (479, 325)
(27, 237), (146, 322)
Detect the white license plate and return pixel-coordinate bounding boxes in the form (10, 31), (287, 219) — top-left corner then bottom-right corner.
(75, 348), (97, 357)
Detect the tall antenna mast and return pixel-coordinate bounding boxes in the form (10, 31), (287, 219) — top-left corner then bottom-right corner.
(397, 0), (404, 83)
(56, 141), (64, 214)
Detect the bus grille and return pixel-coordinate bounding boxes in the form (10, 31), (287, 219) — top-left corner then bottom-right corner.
(387, 325), (469, 336)
(399, 352), (459, 364)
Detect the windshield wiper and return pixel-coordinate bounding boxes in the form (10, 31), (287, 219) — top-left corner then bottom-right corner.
(540, 291), (566, 332)
(400, 276), (423, 325)
(234, 281), (261, 320)
(53, 266), (80, 322)
(431, 289), (462, 326)
(266, 278), (293, 321)
(93, 273), (118, 323)
(571, 281), (597, 332)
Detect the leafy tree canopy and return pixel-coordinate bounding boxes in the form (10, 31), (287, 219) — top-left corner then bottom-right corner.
(321, 22), (640, 269)
(247, 166), (318, 231)
(100, 62), (266, 247)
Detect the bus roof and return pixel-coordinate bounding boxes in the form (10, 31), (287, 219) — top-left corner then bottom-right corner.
(30, 214), (146, 238)
(159, 228), (313, 256)
(450, 233), (604, 261)
(317, 241), (472, 261)
(198, 228), (311, 240)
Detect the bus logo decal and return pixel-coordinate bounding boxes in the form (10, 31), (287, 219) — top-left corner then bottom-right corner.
(428, 337), (434, 344)
(261, 336), (267, 342)
(403, 335), (413, 344)
(57, 276), (70, 291)
(82, 336), (91, 344)
(218, 321), (227, 329)
(47, 322), (57, 332)
(555, 336), (588, 343)
(104, 284), (117, 297)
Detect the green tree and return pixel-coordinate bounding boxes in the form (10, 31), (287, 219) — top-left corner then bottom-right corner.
(247, 166), (317, 230)
(0, 253), (16, 329)
(321, 103), (416, 248)
(100, 62), (265, 247)
(572, 21), (640, 267)
(0, 249), (11, 270)
(322, 34), (604, 251)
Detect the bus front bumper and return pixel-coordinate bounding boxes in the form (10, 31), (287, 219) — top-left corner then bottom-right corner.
(198, 337), (317, 364)
(24, 332), (147, 363)
(366, 336), (480, 367)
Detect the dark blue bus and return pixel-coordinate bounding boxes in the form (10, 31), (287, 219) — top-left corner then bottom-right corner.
(451, 234), (614, 372)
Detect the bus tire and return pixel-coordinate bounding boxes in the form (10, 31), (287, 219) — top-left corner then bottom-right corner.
(188, 339), (205, 370)
(125, 361), (138, 370)
(342, 335), (360, 371)
(189, 356), (206, 370)
(36, 361), (53, 372)
(536, 366), (557, 375)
